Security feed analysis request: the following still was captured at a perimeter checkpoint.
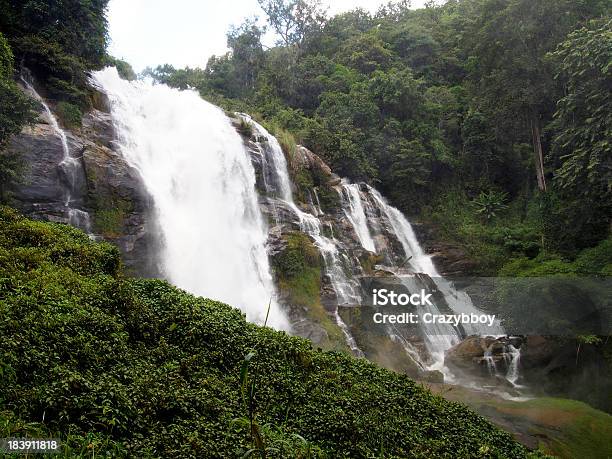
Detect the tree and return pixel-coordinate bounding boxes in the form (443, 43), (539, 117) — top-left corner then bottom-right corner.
(543, 19), (612, 252)
(549, 19), (611, 205)
(460, 0), (607, 192)
(0, 0), (109, 66)
(227, 18), (266, 93)
(257, 0), (327, 48)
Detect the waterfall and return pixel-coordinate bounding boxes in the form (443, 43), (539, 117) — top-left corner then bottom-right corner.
(244, 116), (363, 353)
(334, 183), (507, 377)
(92, 68), (288, 330)
(340, 181), (376, 253)
(238, 114), (293, 203)
(20, 75), (92, 234)
(366, 187), (461, 365)
(367, 187), (503, 335)
(245, 121), (362, 305)
(300, 212), (362, 305)
(368, 187), (438, 276)
(89, 67), (513, 381)
(506, 345), (521, 385)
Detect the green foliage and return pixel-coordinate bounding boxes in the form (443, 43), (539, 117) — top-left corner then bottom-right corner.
(0, 32), (37, 203)
(545, 19), (612, 252)
(0, 209), (530, 457)
(272, 232), (320, 279)
(237, 118), (254, 138)
(166, 0), (610, 260)
(56, 101), (82, 128)
(472, 190), (509, 222)
(0, 0), (109, 105)
(423, 189), (542, 274)
(105, 56), (137, 81)
(0, 31), (13, 79)
(258, 0), (327, 48)
(92, 197), (130, 238)
(0, 0), (109, 65)
(499, 237), (612, 277)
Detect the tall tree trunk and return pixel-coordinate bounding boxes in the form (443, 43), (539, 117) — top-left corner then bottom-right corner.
(530, 114), (547, 191)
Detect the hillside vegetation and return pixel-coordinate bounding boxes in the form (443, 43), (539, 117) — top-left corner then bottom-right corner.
(0, 207), (536, 457)
(147, 0), (611, 275)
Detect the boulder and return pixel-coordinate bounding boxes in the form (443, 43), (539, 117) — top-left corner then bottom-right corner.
(445, 336), (516, 376)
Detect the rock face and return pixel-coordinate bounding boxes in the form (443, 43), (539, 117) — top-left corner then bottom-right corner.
(80, 109), (162, 277)
(9, 120), (75, 222)
(445, 335), (522, 378)
(234, 116), (441, 378)
(7, 84), (161, 277)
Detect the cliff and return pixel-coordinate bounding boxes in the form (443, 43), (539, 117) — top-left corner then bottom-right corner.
(7, 80), (161, 277)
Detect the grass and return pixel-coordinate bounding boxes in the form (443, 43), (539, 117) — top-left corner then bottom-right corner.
(493, 398), (612, 458)
(428, 381), (612, 459)
(55, 101), (82, 129)
(273, 232), (349, 351)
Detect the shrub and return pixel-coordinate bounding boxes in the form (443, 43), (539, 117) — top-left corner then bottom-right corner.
(0, 208), (530, 458)
(56, 101), (82, 128)
(472, 190), (509, 222)
(237, 118), (254, 138)
(105, 56), (137, 81)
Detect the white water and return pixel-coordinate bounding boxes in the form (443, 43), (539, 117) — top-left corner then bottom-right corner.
(244, 117), (362, 305)
(92, 68), (288, 330)
(337, 185), (504, 377)
(20, 75), (92, 233)
(367, 187), (460, 365)
(506, 345), (521, 385)
(245, 117), (363, 352)
(238, 114), (293, 203)
(334, 310), (365, 357)
(341, 181), (376, 253)
(298, 211), (362, 305)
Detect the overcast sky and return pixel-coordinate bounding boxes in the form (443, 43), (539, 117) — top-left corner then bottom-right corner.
(107, 0), (428, 71)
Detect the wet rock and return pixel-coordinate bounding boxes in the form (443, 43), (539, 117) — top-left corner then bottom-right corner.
(293, 146), (332, 178)
(80, 124), (161, 277)
(520, 335), (559, 370)
(8, 87), (161, 278)
(445, 335), (515, 376)
(289, 316), (329, 345)
(8, 122), (69, 221)
(328, 174), (341, 186)
(422, 370), (445, 383)
(430, 243), (478, 276)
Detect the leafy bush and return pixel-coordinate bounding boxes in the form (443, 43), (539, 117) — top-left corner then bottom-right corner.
(105, 56), (137, 81)
(0, 208), (530, 457)
(56, 101), (82, 128)
(0, 32), (37, 203)
(237, 118), (254, 138)
(472, 190), (509, 222)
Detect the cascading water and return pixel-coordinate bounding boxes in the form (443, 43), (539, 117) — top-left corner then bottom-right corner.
(339, 183), (516, 380)
(20, 74), (92, 233)
(366, 187), (461, 367)
(238, 114), (293, 203)
(506, 345), (521, 386)
(340, 181), (376, 253)
(92, 67), (288, 330)
(243, 117), (364, 353)
(91, 67), (518, 382)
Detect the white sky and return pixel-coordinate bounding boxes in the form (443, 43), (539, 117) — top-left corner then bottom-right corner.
(107, 0), (428, 71)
